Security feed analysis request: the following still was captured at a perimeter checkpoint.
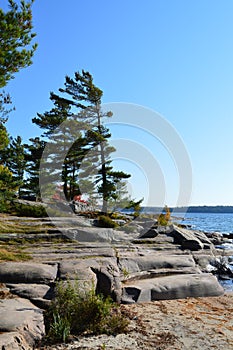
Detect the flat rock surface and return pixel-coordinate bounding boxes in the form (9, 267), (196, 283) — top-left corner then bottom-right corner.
(35, 293), (233, 350)
(6, 283), (52, 300)
(0, 297), (44, 331)
(122, 273), (224, 302)
(0, 297), (45, 349)
(0, 262), (58, 284)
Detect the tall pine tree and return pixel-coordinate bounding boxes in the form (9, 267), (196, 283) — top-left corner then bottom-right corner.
(34, 70), (131, 213)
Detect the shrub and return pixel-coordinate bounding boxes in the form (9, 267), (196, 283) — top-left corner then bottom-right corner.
(157, 213), (168, 226)
(13, 203), (48, 217)
(157, 206), (171, 226)
(44, 280), (129, 344)
(98, 215), (118, 228)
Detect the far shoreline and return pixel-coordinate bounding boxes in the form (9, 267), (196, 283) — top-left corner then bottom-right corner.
(142, 205), (233, 214)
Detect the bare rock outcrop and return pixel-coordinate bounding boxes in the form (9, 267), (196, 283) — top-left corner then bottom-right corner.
(0, 297), (45, 349)
(122, 273), (224, 303)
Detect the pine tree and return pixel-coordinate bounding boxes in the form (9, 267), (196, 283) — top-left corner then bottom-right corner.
(50, 70), (131, 213)
(32, 103), (85, 201)
(0, 164), (17, 211)
(2, 136), (26, 197)
(24, 137), (45, 200)
(0, 123), (9, 153)
(0, 0), (37, 211)
(0, 0), (37, 88)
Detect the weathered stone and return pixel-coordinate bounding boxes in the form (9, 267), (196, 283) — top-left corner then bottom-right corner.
(92, 260), (122, 302)
(0, 332), (26, 350)
(192, 253), (216, 271)
(0, 262), (57, 284)
(139, 228), (159, 238)
(119, 254), (196, 275)
(58, 258), (122, 302)
(170, 226), (204, 250)
(122, 273), (224, 303)
(6, 283), (53, 300)
(0, 298), (44, 348)
(30, 297), (51, 309)
(61, 227), (136, 242)
(58, 259), (98, 282)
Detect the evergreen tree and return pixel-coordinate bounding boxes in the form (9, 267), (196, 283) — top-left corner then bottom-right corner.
(24, 137), (45, 200)
(50, 70), (131, 213)
(32, 103), (84, 201)
(0, 0), (37, 211)
(3, 136), (26, 197)
(0, 0), (37, 88)
(0, 123), (9, 153)
(0, 164), (17, 211)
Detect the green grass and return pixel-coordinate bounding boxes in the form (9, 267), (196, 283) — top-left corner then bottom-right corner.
(0, 220), (51, 234)
(0, 248), (32, 261)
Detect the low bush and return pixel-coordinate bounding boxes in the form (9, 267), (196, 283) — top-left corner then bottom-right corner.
(98, 215), (118, 228)
(157, 213), (168, 226)
(13, 203), (48, 217)
(157, 206), (171, 226)
(44, 280), (129, 344)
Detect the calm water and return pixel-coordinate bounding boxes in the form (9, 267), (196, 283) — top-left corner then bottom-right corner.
(172, 212), (233, 234)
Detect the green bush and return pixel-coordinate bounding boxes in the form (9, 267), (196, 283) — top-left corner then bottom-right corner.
(157, 213), (168, 226)
(13, 203), (48, 217)
(98, 215), (118, 228)
(44, 280), (129, 344)
(157, 207), (171, 226)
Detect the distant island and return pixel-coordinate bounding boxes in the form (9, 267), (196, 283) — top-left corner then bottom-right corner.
(142, 206), (233, 214)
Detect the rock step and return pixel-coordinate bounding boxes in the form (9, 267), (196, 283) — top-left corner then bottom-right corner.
(121, 273), (224, 303)
(122, 267), (202, 282)
(0, 297), (45, 349)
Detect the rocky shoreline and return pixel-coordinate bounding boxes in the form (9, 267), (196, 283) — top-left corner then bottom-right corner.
(0, 215), (233, 349)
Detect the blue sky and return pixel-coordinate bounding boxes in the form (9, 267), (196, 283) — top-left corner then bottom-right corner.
(3, 0), (233, 206)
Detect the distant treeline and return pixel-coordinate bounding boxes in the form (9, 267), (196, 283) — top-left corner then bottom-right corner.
(143, 206), (233, 214)
(177, 206), (233, 213)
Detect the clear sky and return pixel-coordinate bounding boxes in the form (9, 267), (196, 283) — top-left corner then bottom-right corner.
(3, 0), (233, 207)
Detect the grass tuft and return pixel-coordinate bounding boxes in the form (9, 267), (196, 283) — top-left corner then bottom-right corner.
(0, 248), (31, 261)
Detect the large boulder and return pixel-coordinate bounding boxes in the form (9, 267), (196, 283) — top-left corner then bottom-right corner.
(139, 224), (174, 239)
(170, 226), (204, 250)
(0, 262), (57, 284)
(0, 297), (45, 349)
(122, 273), (224, 303)
(58, 259), (98, 289)
(58, 258), (122, 302)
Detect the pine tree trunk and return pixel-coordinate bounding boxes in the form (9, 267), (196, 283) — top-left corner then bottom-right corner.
(97, 104), (108, 214)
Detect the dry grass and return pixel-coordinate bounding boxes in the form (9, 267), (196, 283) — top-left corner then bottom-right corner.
(0, 247), (32, 261)
(0, 220), (53, 234)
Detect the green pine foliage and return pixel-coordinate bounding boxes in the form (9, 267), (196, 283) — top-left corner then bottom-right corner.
(125, 198), (143, 218)
(33, 70), (131, 212)
(0, 0), (37, 88)
(0, 0), (37, 211)
(2, 136), (26, 197)
(0, 164), (17, 211)
(24, 137), (46, 200)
